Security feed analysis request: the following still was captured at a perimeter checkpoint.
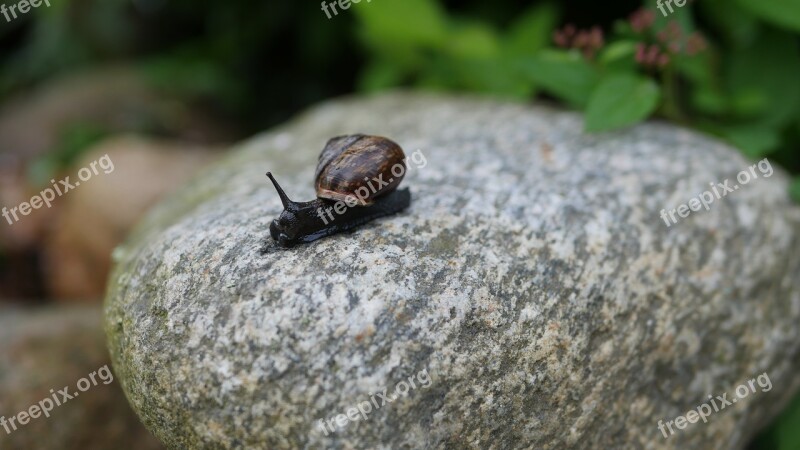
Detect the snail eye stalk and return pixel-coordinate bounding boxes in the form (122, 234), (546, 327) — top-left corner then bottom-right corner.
(266, 172), (297, 210)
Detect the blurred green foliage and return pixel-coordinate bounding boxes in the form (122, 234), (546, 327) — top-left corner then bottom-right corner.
(2, 0), (799, 199)
(0, 1), (799, 443)
(27, 122), (110, 185)
(0, 0), (362, 128)
(350, 0), (800, 201)
(751, 391), (800, 450)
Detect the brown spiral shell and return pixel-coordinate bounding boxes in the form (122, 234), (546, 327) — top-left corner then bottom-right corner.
(314, 135), (406, 206)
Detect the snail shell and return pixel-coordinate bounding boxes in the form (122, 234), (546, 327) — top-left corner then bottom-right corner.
(314, 134), (406, 206)
(266, 134), (411, 247)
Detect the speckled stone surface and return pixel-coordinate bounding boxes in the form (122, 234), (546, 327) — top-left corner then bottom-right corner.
(104, 93), (800, 449)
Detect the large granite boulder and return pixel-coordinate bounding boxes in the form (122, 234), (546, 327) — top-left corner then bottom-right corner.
(104, 93), (800, 449)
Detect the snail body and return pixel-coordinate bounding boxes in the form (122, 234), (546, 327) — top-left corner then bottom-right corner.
(267, 135), (411, 247)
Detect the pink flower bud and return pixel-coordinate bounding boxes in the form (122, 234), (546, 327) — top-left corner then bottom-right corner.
(635, 43), (647, 64)
(647, 45), (661, 64)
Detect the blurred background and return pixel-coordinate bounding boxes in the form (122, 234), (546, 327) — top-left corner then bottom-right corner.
(0, 0), (798, 448)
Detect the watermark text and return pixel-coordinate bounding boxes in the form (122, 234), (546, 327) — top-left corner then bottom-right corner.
(1, 365), (114, 435)
(657, 372), (772, 439)
(317, 367), (432, 436)
(2, 154), (115, 227)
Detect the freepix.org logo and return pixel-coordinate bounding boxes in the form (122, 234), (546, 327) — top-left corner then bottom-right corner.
(320, 0), (373, 19)
(2, 154), (115, 227)
(1, 0), (52, 23)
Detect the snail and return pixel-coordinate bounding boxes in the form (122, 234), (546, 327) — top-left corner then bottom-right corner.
(266, 134), (411, 247)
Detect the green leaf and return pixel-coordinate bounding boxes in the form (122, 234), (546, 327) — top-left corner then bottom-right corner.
(418, 55), (534, 99)
(504, 3), (559, 57)
(775, 390), (800, 449)
(517, 50), (600, 108)
(691, 89), (729, 115)
(598, 41), (638, 72)
(732, 0), (800, 32)
(725, 30), (800, 127)
(790, 178), (800, 203)
(675, 52), (723, 115)
(451, 58), (534, 99)
(352, 0), (448, 49)
(729, 89), (768, 117)
(718, 125), (781, 158)
(584, 74), (661, 132)
(672, 52), (715, 88)
(751, 390), (800, 448)
(699, 0), (760, 47)
(358, 60), (406, 92)
(445, 21), (501, 59)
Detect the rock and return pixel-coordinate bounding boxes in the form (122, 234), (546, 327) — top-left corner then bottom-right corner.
(0, 65), (234, 301)
(0, 65), (236, 161)
(104, 93), (800, 449)
(0, 156), (42, 252)
(0, 306), (164, 450)
(42, 136), (218, 301)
